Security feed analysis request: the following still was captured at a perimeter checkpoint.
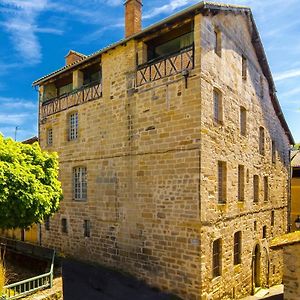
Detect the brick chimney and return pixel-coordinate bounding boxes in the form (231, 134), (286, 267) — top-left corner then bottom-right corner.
(65, 50), (86, 65)
(124, 0), (142, 38)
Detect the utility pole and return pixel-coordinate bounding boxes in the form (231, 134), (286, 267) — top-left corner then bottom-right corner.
(14, 126), (19, 141)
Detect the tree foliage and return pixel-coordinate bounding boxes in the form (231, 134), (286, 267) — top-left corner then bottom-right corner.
(0, 135), (62, 229)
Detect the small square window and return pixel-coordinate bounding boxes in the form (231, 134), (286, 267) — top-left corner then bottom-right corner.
(61, 218), (68, 234)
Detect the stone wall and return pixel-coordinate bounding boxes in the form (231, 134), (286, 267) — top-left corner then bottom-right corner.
(39, 10), (290, 300)
(283, 244), (300, 300)
(199, 12), (289, 299)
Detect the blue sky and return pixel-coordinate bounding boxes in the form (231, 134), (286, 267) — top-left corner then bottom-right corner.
(0, 0), (299, 142)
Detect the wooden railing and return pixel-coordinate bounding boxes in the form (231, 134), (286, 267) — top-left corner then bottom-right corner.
(41, 81), (102, 118)
(136, 45), (194, 87)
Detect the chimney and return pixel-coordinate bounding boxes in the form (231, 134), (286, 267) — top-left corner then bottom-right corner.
(65, 50), (86, 65)
(124, 0), (142, 38)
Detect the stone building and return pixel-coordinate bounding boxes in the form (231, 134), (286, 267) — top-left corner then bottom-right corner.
(291, 150), (300, 231)
(33, 1), (294, 299)
(270, 232), (300, 300)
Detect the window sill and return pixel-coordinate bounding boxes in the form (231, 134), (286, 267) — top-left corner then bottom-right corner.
(212, 275), (221, 284)
(73, 199), (87, 202)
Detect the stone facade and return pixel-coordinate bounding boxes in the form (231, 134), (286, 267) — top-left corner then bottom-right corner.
(34, 3), (292, 300)
(270, 232), (300, 300)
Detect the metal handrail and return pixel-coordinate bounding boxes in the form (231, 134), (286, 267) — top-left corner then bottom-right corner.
(2, 251), (55, 300)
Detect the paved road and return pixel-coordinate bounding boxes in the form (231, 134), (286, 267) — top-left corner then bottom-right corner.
(62, 259), (181, 300)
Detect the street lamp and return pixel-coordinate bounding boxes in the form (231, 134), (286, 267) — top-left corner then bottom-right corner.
(295, 216), (300, 230)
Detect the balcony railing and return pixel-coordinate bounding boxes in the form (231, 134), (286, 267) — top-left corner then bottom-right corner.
(136, 45), (194, 87)
(41, 81), (102, 118)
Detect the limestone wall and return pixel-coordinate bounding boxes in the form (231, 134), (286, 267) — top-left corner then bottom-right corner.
(199, 12), (289, 299)
(38, 10), (291, 300)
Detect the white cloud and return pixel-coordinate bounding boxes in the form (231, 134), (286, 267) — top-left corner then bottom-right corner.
(144, 0), (198, 19)
(274, 69), (300, 81)
(0, 97), (36, 109)
(0, 0), (63, 64)
(0, 113), (29, 125)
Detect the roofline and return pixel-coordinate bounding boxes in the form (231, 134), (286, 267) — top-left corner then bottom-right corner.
(32, 2), (250, 86)
(32, 1), (294, 144)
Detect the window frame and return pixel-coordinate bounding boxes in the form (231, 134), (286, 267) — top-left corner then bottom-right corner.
(242, 55), (247, 80)
(68, 112), (78, 141)
(84, 220), (91, 237)
(264, 176), (269, 202)
(240, 106), (247, 136)
(218, 161), (227, 204)
(212, 238), (222, 278)
(238, 165), (245, 202)
(61, 218), (68, 234)
(233, 231), (242, 265)
(46, 128), (53, 146)
(214, 29), (222, 57)
(259, 127), (265, 156)
(213, 88), (223, 124)
(253, 175), (259, 203)
(73, 166), (87, 201)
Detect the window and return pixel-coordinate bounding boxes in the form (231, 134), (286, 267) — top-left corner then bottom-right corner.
(213, 89), (223, 123)
(61, 218), (68, 233)
(212, 239), (222, 278)
(240, 107), (246, 136)
(254, 221), (257, 231)
(253, 175), (259, 202)
(242, 55), (247, 80)
(84, 220), (91, 237)
(264, 176), (269, 202)
(47, 128), (53, 146)
(214, 29), (222, 57)
(146, 23), (194, 62)
(271, 211), (275, 226)
(238, 165), (245, 201)
(259, 127), (265, 155)
(45, 217), (50, 231)
(218, 161), (227, 204)
(233, 231), (242, 265)
(69, 112), (78, 141)
(262, 225), (267, 238)
(73, 167), (87, 200)
(272, 140), (276, 163)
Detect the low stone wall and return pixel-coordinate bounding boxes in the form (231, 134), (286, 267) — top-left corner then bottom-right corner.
(270, 232), (300, 300)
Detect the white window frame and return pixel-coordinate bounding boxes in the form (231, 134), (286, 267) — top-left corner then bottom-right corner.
(69, 112), (78, 141)
(73, 167), (87, 200)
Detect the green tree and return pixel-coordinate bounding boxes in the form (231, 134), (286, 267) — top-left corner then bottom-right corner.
(293, 143), (300, 150)
(0, 135), (62, 229)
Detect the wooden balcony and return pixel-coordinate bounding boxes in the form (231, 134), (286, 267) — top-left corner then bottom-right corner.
(41, 81), (102, 118)
(136, 45), (194, 87)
